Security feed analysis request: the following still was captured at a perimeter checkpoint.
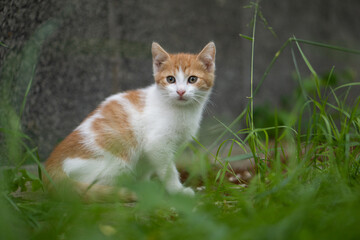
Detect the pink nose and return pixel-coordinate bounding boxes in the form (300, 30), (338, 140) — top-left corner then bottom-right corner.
(176, 90), (186, 97)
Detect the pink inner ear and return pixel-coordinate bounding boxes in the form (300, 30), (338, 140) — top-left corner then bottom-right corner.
(197, 42), (216, 72)
(204, 59), (213, 69)
(199, 56), (214, 71)
(153, 55), (167, 73)
(153, 53), (170, 73)
(155, 60), (162, 68)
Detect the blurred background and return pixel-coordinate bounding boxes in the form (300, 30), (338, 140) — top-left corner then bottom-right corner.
(1, 0), (359, 159)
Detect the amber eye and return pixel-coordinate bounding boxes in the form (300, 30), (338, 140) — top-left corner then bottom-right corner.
(188, 76), (198, 84)
(166, 76), (176, 84)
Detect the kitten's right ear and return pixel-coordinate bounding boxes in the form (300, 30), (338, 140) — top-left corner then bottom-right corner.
(197, 42), (216, 72)
(152, 42), (170, 75)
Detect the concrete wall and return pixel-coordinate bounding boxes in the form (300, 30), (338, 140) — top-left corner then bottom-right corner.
(1, 0), (359, 159)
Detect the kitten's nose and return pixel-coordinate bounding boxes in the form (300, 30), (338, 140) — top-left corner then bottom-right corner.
(176, 90), (186, 97)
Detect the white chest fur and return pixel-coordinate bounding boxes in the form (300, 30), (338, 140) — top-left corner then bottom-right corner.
(141, 85), (205, 146)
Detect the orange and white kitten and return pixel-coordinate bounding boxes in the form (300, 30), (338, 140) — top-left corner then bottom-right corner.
(45, 42), (216, 199)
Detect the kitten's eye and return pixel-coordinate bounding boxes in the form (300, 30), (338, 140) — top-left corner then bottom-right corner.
(188, 76), (198, 84)
(166, 76), (176, 84)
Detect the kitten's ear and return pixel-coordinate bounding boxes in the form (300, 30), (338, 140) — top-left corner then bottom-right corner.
(197, 42), (216, 72)
(152, 42), (170, 74)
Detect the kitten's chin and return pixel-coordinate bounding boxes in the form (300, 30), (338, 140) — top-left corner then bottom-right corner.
(171, 99), (189, 106)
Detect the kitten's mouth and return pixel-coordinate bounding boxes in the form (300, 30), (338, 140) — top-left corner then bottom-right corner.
(178, 97), (188, 102)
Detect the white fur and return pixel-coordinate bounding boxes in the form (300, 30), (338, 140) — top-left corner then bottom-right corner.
(63, 156), (131, 185)
(63, 67), (212, 196)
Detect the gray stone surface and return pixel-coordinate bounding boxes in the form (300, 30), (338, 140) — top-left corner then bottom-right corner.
(1, 0), (359, 159)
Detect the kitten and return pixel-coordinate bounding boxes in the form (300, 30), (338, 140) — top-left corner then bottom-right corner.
(44, 42), (216, 201)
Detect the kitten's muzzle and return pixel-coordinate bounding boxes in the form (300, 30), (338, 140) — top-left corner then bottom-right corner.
(176, 90), (187, 101)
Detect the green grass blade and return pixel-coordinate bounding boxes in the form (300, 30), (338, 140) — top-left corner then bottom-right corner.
(292, 38), (360, 55)
(254, 39), (291, 96)
(224, 153), (255, 162)
(213, 116), (247, 146)
(333, 82), (360, 92)
(325, 102), (351, 118)
(239, 34), (253, 41)
(209, 108), (247, 150)
(19, 65), (36, 120)
(0, 41), (8, 48)
(293, 36), (321, 98)
(291, 45), (307, 99)
(20, 141), (55, 188)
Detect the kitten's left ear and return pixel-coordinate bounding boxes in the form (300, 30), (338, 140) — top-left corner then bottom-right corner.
(197, 42), (216, 72)
(152, 42), (170, 75)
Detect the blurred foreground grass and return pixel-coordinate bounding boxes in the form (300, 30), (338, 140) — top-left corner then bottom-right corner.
(1, 4), (360, 240)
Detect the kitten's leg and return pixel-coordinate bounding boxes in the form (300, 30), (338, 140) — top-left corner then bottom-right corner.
(135, 159), (154, 181)
(140, 171), (154, 181)
(60, 157), (136, 202)
(148, 153), (194, 196)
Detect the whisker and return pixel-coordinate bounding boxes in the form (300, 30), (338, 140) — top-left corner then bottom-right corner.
(192, 94), (215, 107)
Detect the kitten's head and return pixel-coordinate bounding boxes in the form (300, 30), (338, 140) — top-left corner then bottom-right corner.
(152, 42), (216, 106)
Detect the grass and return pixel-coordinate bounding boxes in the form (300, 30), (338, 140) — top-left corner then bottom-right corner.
(1, 2), (360, 240)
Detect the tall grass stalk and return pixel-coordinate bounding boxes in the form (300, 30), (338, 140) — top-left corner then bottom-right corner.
(249, 2), (258, 134)
(248, 2), (259, 175)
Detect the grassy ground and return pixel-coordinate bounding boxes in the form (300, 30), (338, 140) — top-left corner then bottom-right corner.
(1, 3), (360, 240)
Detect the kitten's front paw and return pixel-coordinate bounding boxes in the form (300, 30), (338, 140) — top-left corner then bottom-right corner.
(180, 187), (195, 197)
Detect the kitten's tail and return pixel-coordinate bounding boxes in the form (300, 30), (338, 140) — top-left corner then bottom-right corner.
(43, 162), (137, 203)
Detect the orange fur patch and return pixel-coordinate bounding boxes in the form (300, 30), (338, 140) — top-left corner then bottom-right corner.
(154, 53), (214, 90)
(92, 100), (136, 160)
(123, 90), (145, 111)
